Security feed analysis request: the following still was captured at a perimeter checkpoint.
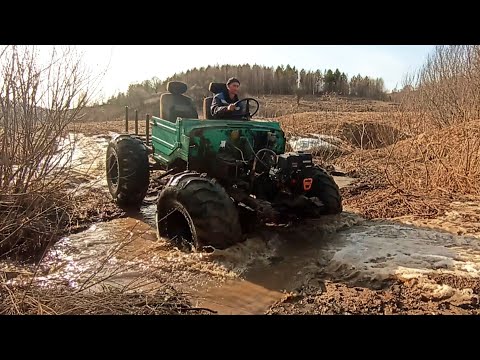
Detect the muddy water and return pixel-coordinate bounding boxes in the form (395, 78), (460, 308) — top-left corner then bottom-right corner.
(3, 133), (480, 314)
(27, 204), (480, 314)
(19, 206), (364, 313)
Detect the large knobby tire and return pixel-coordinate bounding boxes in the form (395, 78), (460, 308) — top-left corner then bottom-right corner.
(156, 172), (242, 250)
(106, 134), (150, 208)
(304, 166), (343, 215)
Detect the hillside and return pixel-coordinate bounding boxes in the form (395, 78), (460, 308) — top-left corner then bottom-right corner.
(80, 93), (398, 124)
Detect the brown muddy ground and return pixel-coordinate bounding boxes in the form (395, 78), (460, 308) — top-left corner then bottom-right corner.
(2, 131), (480, 315)
(268, 275), (479, 315)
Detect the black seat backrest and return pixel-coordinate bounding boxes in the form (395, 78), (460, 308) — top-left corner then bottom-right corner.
(160, 81), (198, 122)
(209, 82), (227, 94)
(203, 82), (228, 120)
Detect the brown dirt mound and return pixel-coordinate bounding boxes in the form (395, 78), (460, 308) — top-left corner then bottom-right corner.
(340, 182), (449, 219)
(430, 274), (480, 295)
(278, 112), (406, 150)
(267, 277), (480, 315)
(339, 122), (407, 149)
(336, 120), (480, 195)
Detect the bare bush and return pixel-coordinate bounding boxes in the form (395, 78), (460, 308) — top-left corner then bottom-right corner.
(378, 45), (480, 196)
(0, 283), (211, 315)
(0, 45), (98, 259)
(398, 46), (480, 131)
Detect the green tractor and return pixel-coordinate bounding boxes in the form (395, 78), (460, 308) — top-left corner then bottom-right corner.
(106, 81), (342, 250)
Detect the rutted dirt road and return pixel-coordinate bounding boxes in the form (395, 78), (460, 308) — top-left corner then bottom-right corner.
(2, 133), (479, 314)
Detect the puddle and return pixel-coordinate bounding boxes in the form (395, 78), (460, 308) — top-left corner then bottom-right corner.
(322, 222), (480, 286)
(394, 201), (480, 239)
(47, 132), (119, 193)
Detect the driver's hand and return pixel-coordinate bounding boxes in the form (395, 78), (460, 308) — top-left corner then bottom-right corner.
(227, 104), (236, 111)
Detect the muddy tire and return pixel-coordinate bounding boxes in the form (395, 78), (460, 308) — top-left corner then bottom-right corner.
(106, 135), (150, 208)
(304, 166), (343, 215)
(156, 172), (242, 250)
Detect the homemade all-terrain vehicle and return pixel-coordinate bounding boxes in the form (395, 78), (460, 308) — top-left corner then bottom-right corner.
(106, 81), (342, 250)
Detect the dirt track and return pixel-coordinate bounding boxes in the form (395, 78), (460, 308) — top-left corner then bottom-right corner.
(2, 131), (480, 315)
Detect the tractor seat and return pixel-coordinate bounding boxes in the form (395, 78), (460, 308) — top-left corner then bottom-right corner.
(203, 82), (227, 120)
(160, 81), (198, 122)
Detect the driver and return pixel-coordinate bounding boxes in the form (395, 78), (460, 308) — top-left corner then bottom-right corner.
(211, 77), (246, 120)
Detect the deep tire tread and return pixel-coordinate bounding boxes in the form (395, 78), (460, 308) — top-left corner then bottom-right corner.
(157, 172), (242, 249)
(305, 166), (343, 215)
(106, 134), (150, 208)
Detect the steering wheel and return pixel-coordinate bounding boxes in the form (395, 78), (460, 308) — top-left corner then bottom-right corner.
(234, 98), (259, 118)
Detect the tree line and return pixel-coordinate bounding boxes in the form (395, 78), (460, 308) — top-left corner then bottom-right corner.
(106, 64), (388, 107)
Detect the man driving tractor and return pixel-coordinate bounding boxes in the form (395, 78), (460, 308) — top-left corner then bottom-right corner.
(210, 77), (246, 120)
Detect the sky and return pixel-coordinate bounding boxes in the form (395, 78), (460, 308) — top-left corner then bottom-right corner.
(69, 45), (435, 101)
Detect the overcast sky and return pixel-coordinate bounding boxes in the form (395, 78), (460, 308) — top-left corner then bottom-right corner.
(65, 45), (435, 100)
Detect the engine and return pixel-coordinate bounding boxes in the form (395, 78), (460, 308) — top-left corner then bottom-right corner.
(269, 151), (314, 188)
(209, 129), (316, 204)
(248, 151), (313, 201)
(211, 130), (279, 185)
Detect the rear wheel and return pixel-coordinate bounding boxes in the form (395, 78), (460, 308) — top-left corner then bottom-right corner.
(303, 166), (343, 216)
(106, 135), (150, 208)
(156, 172), (242, 250)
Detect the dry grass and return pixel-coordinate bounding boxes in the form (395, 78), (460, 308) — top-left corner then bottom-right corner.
(278, 111), (409, 167)
(69, 119), (148, 137)
(334, 121), (480, 219)
(256, 94), (397, 118)
(327, 46), (480, 218)
(340, 179), (449, 219)
(278, 111), (406, 144)
(0, 281), (212, 315)
(389, 46), (480, 196)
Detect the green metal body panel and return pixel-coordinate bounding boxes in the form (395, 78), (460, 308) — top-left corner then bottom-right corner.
(150, 116), (286, 168)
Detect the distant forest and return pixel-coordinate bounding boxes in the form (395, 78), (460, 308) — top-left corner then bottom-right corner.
(104, 64), (388, 108)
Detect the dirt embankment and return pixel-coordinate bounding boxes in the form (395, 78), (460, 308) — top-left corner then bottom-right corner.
(268, 275), (480, 315)
(277, 109), (480, 230)
(331, 120), (480, 225)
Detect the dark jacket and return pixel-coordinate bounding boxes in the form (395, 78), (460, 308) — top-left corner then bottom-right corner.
(210, 91), (244, 119)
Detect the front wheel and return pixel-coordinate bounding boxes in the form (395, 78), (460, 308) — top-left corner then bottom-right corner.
(156, 172), (243, 250)
(303, 166), (343, 216)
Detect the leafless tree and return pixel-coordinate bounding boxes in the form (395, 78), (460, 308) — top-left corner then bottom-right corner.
(0, 45), (100, 258)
